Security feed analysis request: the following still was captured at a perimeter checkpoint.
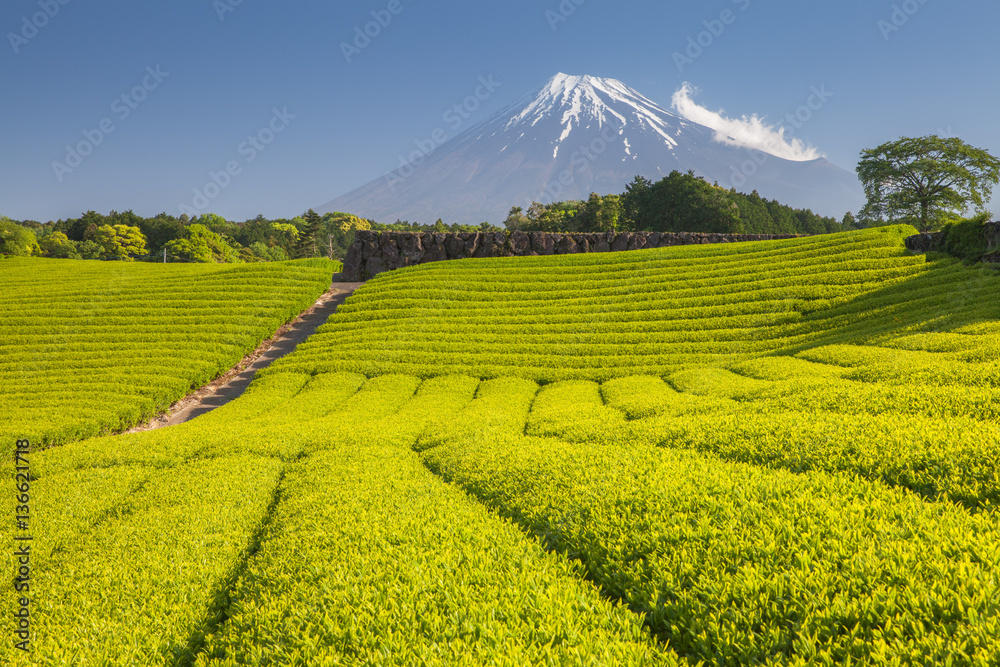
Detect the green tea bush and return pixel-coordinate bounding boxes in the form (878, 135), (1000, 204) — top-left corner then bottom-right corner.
(0, 258), (336, 450)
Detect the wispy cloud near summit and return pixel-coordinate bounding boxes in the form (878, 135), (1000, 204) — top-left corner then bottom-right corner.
(671, 83), (823, 162)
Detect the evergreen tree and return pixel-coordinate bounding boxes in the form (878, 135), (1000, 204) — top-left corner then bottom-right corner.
(731, 190), (775, 233)
(620, 175), (653, 230)
(765, 199), (799, 234)
(577, 193), (622, 232)
(294, 209), (323, 258)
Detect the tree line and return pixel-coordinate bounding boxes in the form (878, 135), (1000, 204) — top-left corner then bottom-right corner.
(503, 171), (853, 236)
(0, 210), (501, 262)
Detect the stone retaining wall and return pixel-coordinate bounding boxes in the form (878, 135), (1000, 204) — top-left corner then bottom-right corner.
(904, 232), (945, 253)
(341, 230), (804, 281)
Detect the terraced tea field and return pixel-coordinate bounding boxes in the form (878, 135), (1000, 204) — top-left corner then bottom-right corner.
(5, 227), (1000, 665)
(277, 225), (999, 381)
(0, 257), (338, 451)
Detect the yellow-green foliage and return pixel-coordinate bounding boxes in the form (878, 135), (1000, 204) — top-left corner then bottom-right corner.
(272, 225), (1000, 380)
(196, 434), (678, 665)
(601, 375), (714, 419)
(526, 371), (1000, 510)
(8, 226), (1000, 665)
(0, 257), (337, 450)
(526, 380), (630, 443)
(423, 425), (1000, 665)
(3, 375), (679, 666)
(416, 377), (539, 452)
(668, 367), (774, 399)
(4, 456), (283, 665)
(727, 355), (847, 380)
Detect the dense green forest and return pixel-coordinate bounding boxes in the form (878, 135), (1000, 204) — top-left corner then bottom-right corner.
(503, 171), (860, 235)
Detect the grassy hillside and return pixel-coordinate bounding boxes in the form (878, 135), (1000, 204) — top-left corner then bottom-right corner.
(6, 229), (1000, 665)
(0, 257), (339, 450)
(274, 225), (1000, 381)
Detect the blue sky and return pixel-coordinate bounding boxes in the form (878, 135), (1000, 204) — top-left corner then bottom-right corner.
(2, 0), (998, 223)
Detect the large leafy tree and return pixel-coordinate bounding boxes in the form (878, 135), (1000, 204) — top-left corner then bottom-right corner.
(165, 224), (238, 263)
(93, 224), (148, 260)
(142, 213), (187, 253)
(619, 171), (744, 233)
(857, 135), (1000, 232)
(502, 202), (582, 232)
(321, 211), (371, 259)
(270, 222), (300, 256)
(730, 190), (775, 234)
(502, 206), (531, 231)
(40, 231), (82, 259)
(194, 213), (232, 235)
(327, 212), (370, 235)
(0, 216), (41, 256)
(641, 171), (743, 234)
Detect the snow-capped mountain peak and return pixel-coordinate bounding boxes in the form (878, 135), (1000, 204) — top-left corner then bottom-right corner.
(319, 73), (863, 224)
(501, 73), (682, 156)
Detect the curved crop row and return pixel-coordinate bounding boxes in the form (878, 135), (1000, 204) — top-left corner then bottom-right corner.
(272, 227), (1000, 384)
(0, 257), (338, 450)
(3, 373), (682, 666)
(422, 422), (1000, 665)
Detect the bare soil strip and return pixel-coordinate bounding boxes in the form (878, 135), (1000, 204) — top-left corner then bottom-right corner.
(127, 280), (365, 433)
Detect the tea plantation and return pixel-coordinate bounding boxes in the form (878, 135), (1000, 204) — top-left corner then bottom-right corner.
(4, 227), (1000, 665)
(0, 257), (339, 451)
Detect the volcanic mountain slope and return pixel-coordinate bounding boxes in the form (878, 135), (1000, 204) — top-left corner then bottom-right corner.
(320, 73), (864, 224)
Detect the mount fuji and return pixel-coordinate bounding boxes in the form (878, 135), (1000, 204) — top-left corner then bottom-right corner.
(319, 73), (864, 224)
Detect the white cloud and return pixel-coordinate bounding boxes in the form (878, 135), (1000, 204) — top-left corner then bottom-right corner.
(671, 83), (823, 162)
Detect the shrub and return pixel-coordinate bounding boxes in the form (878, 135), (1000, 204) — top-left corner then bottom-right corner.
(941, 212), (991, 262)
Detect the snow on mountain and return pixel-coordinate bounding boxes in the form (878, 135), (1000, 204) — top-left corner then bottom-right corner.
(319, 73), (864, 224)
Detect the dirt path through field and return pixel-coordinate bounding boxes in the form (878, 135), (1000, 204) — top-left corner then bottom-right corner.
(128, 280), (364, 432)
